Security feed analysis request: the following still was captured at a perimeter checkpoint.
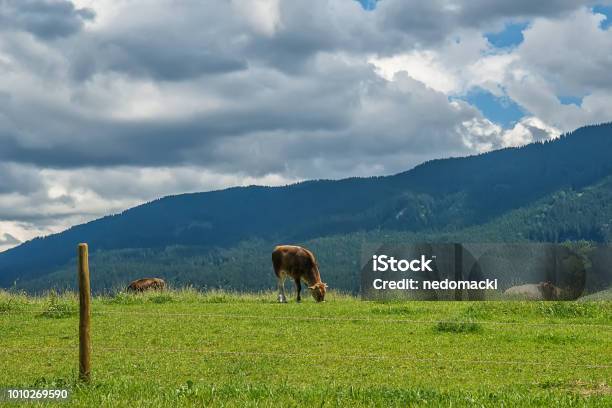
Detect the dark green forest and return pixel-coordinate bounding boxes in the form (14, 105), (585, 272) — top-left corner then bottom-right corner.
(1, 123), (612, 293)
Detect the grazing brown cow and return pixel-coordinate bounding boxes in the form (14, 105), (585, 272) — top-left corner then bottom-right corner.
(127, 278), (167, 292)
(272, 245), (327, 303)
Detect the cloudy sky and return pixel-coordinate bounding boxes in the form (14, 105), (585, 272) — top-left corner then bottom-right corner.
(1, 0), (612, 251)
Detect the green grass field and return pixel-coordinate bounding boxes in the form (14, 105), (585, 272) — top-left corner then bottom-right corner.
(1, 289), (611, 407)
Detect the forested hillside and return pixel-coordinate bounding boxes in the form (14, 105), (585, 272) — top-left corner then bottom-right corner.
(1, 123), (611, 292)
(17, 176), (612, 294)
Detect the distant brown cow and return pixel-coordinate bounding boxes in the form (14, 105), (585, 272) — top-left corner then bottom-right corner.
(127, 278), (167, 292)
(272, 245), (327, 303)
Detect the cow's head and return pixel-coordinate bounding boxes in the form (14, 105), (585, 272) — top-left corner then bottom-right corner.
(540, 281), (561, 300)
(308, 282), (328, 302)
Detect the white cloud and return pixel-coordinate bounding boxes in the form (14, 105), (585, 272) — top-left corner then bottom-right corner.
(370, 51), (459, 94)
(232, 0), (281, 36)
(372, 6), (612, 138)
(502, 8), (612, 131)
(369, 29), (491, 94)
(0, 225), (23, 253)
(519, 8), (612, 95)
(501, 117), (561, 147)
(0, 1), (611, 251)
(0, 164), (299, 251)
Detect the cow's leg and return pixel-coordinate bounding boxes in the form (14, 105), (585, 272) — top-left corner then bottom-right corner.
(277, 274), (287, 303)
(294, 278), (302, 302)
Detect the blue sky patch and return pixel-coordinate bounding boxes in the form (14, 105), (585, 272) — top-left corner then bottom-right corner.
(485, 22), (529, 48)
(559, 95), (583, 107)
(460, 88), (525, 127)
(593, 5), (612, 29)
(357, 0), (378, 11)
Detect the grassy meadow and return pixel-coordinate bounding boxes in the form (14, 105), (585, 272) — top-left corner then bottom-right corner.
(0, 289), (611, 407)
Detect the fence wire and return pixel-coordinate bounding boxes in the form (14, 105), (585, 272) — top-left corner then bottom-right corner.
(1, 346), (610, 369)
(2, 309), (611, 328)
(3, 305), (611, 374)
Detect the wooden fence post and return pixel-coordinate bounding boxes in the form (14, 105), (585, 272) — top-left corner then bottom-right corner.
(78, 243), (92, 383)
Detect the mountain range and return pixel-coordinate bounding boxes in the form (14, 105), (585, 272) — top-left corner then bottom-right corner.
(1, 122), (611, 293)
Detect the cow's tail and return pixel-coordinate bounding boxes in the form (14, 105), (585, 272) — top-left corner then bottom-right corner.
(272, 247), (282, 278)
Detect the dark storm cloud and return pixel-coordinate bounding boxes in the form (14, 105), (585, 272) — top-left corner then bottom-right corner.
(70, 34), (248, 81)
(458, 0), (592, 22)
(376, 1), (456, 45)
(377, 0), (604, 47)
(66, 0), (252, 81)
(0, 205), (82, 223)
(0, 0), (610, 248)
(243, 1), (604, 70)
(0, 0), (94, 39)
(2, 0), (594, 83)
(241, 1), (382, 72)
(0, 52), (483, 175)
(0, 163), (43, 194)
(0, 0), (604, 174)
(1, 0), (603, 81)
(0, 64), (357, 169)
